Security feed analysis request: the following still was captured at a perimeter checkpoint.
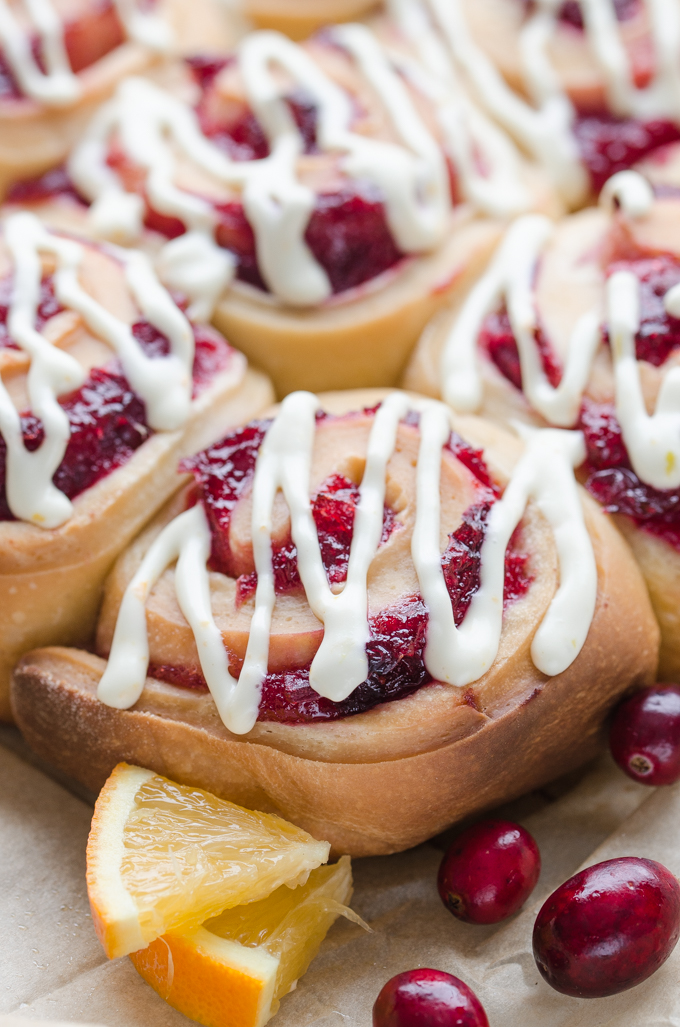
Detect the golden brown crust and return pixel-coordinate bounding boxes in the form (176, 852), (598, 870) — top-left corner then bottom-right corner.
(214, 217), (502, 397)
(11, 392), (659, 853)
(0, 367), (274, 721)
(243, 0), (380, 39)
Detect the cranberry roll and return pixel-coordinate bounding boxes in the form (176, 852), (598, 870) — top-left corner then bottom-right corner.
(406, 170), (680, 677)
(0, 208), (272, 720)
(385, 0), (680, 207)
(0, 0), (179, 196)
(60, 21), (561, 396)
(11, 389), (657, 855)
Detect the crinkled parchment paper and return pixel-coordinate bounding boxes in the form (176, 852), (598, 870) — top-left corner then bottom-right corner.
(2, 726), (680, 1027)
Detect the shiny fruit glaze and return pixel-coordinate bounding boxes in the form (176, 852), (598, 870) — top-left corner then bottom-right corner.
(0, 0), (125, 101)
(479, 307), (563, 391)
(437, 819), (541, 925)
(372, 969), (489, 1027)
(0, 321), (232, 520)
(579, 398), (680, 549)
(610, 684), (680, 785)
(573, 116), (680, 194)
(177, 411), (533, 723)
(533, 857), (680, 998)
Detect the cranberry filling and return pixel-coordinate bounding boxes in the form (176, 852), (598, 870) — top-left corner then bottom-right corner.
(557, 0), (639, 29)
(0, 320), (231, 520)
(175, 413), (534, 722)
(5, 165), (84, 206)
(580, 398), (680, 548)
(604, 256), (680, 366)
(479, 306), (563, 392)
(0, 273), (63, 348)
(0, 1), (125, 101)
(235, 472), (397, 603)
(573, 116), (680, 194)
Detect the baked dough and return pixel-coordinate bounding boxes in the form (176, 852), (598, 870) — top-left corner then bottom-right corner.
(243, 0), (379, 39)
(10, 390), (659, 854)
(0, 215), (273, 720)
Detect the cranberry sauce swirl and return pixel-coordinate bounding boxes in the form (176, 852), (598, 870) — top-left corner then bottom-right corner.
(480, 255), (680, 549)
(0, 301), (233, 520)
(159, 409), (534, 724)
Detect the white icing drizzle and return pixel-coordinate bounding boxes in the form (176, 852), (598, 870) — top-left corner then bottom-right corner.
(440, 170), (680, 491)
(608, 270), (680, 489)
(388, 0), (588, 206)
(1, 211), (199, 527)
(69, 26), (451, 310)
(386, 0), (532, 216)
(441, 213), (601, 426)
(98, 391), (598, 733)
(0, 0), (80, 105)
(0, 0), (171, 107)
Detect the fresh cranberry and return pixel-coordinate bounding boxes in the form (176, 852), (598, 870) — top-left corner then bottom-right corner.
(604, 256), (680, 366)
(573, 116), (680, 193)
(533, 857), (680, 997)
(479, 307), (562, 392)
(610, 684), (680, 785)
(372, 969), (488, 1027)
(438, 819), (541, 925)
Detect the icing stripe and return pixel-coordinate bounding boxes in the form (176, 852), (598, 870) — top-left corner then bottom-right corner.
(98, 392), (598, 733)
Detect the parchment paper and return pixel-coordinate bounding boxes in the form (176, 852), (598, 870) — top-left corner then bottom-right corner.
(3, 726), (680, 1027)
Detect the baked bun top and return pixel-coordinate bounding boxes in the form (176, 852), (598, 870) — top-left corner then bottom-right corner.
(416, 169), (680, 548)
(0, 0), (170, 108)
(60, 20), (556, 318)
(0, 208), (244, 529)
(95, 388), (602, 743)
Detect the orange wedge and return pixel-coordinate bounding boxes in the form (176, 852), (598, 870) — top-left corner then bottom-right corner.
(130, 857), (360, 1027)
(86, 763), (330, 959)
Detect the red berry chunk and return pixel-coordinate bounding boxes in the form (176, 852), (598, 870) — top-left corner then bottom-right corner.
(610, 684), (680, 785)
(479, 307), (562, 392)
(573, 116), (680, 194)
(605, 255), (680, 366)
(0, 273), (63, 348)
(533, 857), (680, 998)
(372, 969), (489, 1027)
(438, 819), (541, 925)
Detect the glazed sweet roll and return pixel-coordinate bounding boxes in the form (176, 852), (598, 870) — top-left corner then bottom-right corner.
(0, 208), (272, 720)
(58, 22), (561, 395)
(384, 0), (680, 206)
(11, 389), (658, 855)
(0, 0), (177, 195)
(406, 170), (680, 676)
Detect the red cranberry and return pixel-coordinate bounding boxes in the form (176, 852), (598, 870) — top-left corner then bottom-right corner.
(372, 969), (488, 1027)
(533, 857), (680, 997)
(610, 685), (680, 785)
(438, 819), (541, 925)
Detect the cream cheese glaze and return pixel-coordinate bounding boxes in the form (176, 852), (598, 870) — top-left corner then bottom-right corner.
(69, 24), (452, 313)
(0, 0), (171, 106)
(0, 211), (200, 528)
(97, 391), (597, 735)
(440, 169), (680, 491)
